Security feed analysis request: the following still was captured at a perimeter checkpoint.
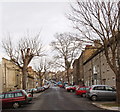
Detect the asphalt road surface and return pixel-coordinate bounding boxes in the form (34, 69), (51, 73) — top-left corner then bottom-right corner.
(2, 86), (119, 112)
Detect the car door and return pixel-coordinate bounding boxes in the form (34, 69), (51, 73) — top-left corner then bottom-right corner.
(93, 86), (107, 99)
(0, 94), (5, 106)
(3, 93), (14, 107)
(105, 86), (116, 100)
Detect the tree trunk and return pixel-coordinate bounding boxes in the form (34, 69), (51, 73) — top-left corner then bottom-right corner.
(116, 74), (120, 104)
(66, 68), (70, 84)
(40, 79), (43, 87)
(22, 67), (27, 90)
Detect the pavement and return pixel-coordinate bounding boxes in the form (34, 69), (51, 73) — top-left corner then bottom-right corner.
(92, 101), (120, 111)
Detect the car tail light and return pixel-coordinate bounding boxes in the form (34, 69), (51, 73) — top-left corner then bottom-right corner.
(28, 94), (32, 97)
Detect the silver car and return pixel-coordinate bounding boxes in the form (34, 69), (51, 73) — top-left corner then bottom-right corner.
(86, 85), (116, 101)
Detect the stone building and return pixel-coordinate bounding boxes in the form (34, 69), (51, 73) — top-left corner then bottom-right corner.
(0, 61), (2, 93)
(27, 66), (36, 89)
(73, 59), (80, 85)
(0, 58), (39, 92)
(1, 58), (22, 92)
(83, 48), (116, 88)
(73, 45), (97, 85)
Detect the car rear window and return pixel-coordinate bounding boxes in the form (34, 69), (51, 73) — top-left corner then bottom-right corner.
(79, 88), (85, 90)
(79, 87), (89, 90)
(14, 92), (23, 97)
(22, 90), (28, 96)
(0, 94), (4, 99)
(5, 93), (14, 98)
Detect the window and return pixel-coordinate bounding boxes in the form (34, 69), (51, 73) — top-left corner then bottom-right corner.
(112, 77), (115, 80)
(86, 88), (89, 90)
(5, 93), (14, 98)
(79, 88), (84, 90)
(105, 86), (113, 91)
(14, 92), (23, 97)
(93, 86), (106, 90)
(0, 94), (4, 99)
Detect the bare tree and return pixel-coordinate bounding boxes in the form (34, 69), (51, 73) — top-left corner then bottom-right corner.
(2, 33), (44, 90)
(34, 58), (52, 86)
(51, 32), (82, 84)
(34, 59), (44, 87)
(68, 0), (120, 104)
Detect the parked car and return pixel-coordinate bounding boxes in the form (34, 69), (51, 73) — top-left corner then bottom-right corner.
(43, 85), (50, 90)
(66, 86), (76, 92)
(63, 83), (68, 89)
(27, 88), (37, 93)
(58, 84), (63, 88)
(86, 85), (116, 101)
(76, 86), (89, 97)
(36, 87), (45, 93)
(13, 89), (33, 102)
(0, 89), (32, 109)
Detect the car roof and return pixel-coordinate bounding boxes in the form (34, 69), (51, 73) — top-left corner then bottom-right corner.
(91, 85), (110, 87)
(2, 89), (25, 94)
(79, 86), (89, 88)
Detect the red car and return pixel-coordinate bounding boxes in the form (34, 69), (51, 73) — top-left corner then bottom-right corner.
(66, 86), (76, 92)
(76, 86), (89, 97)
(58, 84), (63, 88)
(0, 89), (32, 109)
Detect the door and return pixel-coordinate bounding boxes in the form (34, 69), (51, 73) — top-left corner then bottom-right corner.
(3, 93), (14, 107)
(105, 86), (116, 100)
(93, 86), (107, 99)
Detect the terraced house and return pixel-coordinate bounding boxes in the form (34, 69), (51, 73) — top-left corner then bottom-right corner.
(73, 40), (116, 88)
(83, 47), (116, 88)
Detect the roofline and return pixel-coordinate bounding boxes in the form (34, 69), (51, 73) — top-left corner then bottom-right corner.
(83, 47), (104, 65)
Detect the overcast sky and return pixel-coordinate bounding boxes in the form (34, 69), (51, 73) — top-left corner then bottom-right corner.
(0, 1), (74, 62)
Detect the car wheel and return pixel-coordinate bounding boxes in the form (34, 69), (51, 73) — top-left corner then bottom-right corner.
(13, 102), (20, 109)
(70, 89), (73, 92)
(67, 90), (70, 92)
(81, 93), (86, 97)
(72, 90), (75, 92)
(91, 95), (97, 101)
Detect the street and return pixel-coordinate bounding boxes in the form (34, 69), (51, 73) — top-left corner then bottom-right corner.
(2, 85), (118, 112)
